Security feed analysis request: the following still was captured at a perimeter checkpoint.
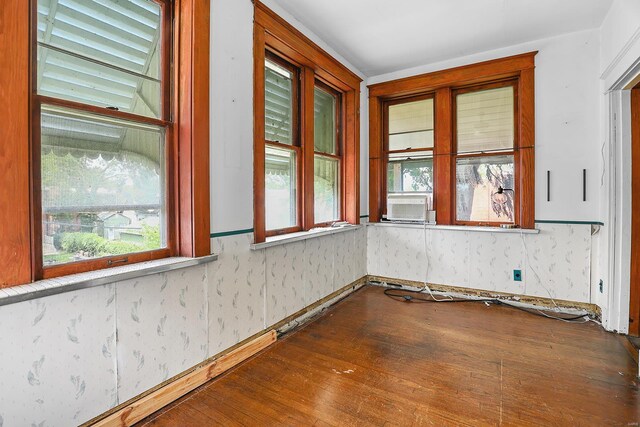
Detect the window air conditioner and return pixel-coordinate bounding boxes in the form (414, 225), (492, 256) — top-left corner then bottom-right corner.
(386, 194), (434, 222)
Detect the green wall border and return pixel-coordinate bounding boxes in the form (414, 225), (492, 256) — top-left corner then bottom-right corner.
(208, 220), (603, 239)
(535, 220), (604, 226)
(210, 228), (254, 239)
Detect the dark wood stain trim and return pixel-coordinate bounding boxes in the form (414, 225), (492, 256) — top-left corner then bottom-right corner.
(368, 53), (536, 228)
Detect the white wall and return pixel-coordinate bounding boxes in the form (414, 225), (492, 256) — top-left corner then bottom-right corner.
(210, 0), (255, 233)
(369, 29), (603, 222)
(210, 0), (368, 233)
(600, 0), (640, 89)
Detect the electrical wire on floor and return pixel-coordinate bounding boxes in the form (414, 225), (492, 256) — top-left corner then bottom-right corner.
(382, 287), (591, 323)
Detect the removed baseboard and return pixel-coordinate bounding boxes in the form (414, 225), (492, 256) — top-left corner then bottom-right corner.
(269, 276), (367, 335)
(368, 275), (601, 318)
(84, 276), (367, 427)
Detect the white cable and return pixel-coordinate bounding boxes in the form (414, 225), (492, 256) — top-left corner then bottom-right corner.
(421, 219), (452, 301)
(519, 229), (560, 310)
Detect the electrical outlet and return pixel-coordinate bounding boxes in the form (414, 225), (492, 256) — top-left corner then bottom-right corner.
(599, 279), (603, 293)
(513, 269), (522, 282)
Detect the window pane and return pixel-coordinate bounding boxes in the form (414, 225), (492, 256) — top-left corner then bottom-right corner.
(36, 0), (163, 118)
(388, 99), (434, 151)
(41, 105), (166, 266)
(456, 86), (514, 154)
(456, 155), (515, 223)
(266, 146), (297, 230)
(314, 156), (340, 223)
(37, 0), (162, 78)
(37, 45), (161, 118)
(314, 87), (336, 154)
(386, 152), (433, 220)
(265, 59), (294, 145)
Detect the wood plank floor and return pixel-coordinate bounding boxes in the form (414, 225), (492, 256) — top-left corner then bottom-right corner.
(138, 286), (640, 426)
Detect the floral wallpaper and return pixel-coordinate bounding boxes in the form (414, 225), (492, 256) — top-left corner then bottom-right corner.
(0, 223), (595, 426)
(0, 285), (116, 426)
(368, 223), (592, 303)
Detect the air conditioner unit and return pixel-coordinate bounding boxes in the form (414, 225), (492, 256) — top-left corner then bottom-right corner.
(386, 194), (434, 222)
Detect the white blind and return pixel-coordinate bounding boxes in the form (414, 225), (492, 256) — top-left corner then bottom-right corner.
(37, 0), (162, 117)
(456, 86), (514, 154)
(388, 99), (434, 150)
(265, 60), (294, 145)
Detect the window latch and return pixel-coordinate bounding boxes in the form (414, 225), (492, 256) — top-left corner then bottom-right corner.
(106, 106), (120, 111)
(107, 257), (129, 266)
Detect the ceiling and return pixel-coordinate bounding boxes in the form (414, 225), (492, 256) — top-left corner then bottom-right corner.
(269, 0), (613, 77)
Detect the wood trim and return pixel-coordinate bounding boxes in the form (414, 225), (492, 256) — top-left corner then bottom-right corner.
(36, 95), (169, 127)
(630, 85), (640, 336)
(434, 87), (453, 225)
(518, 68), (535, 228)
(42, 249), (171, 279)
(368, 97), (383, 222)
(0, 0), (32, 287)
(344, 88), (360, 224)
(368, 51), (537, 98)
(175, 0), (211, 258)
(89, 331), (277, 427)
(302, 66), (315, 229)
(253, 24), (267, 243)
(255, 1), (361, 90)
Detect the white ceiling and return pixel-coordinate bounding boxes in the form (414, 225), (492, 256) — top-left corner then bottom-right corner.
(269, 0), (613, 77)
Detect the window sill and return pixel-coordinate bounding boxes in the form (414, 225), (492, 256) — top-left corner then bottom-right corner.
(251, 224), (362, 250)
(369, 221), (540, 234)
(0, 254), (218, 307)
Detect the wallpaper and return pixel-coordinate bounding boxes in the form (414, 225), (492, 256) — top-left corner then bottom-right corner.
(0, 223), (594, 426)
(368, 223), (592, 303)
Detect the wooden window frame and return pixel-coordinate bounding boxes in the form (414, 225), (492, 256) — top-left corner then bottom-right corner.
(0, 0), (210, 287)
(382, 93), (435, 217)
(368, 52), (536, 229)
(264, 52), (303, 237)
(253, 1), (361, 244)
(452, 79), (519, 226)
(313, 79), (344, 228)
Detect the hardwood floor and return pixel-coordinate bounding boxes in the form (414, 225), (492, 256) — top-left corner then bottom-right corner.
(138, 286), (640, 426)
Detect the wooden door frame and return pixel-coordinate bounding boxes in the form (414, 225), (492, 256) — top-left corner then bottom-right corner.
(630, 83), (640, 336)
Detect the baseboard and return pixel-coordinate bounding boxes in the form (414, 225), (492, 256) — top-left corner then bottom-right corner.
(83, 276), (367, 427)
(368, 275), (601, 317)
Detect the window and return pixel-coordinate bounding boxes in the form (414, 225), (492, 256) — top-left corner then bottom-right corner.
(454, 83), (517, 224)
(384, 97), (434, 220)
(253, 2), (362, 243)
(368, 52), (536, 229)
(35, 0), (169, 271)
(0, 0), (212, 284)
(264, 56), (300, 233)
(314, 83), (341, 225)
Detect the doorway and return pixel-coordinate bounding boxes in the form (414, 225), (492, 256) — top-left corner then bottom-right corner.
(630, 83), (640, 336)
